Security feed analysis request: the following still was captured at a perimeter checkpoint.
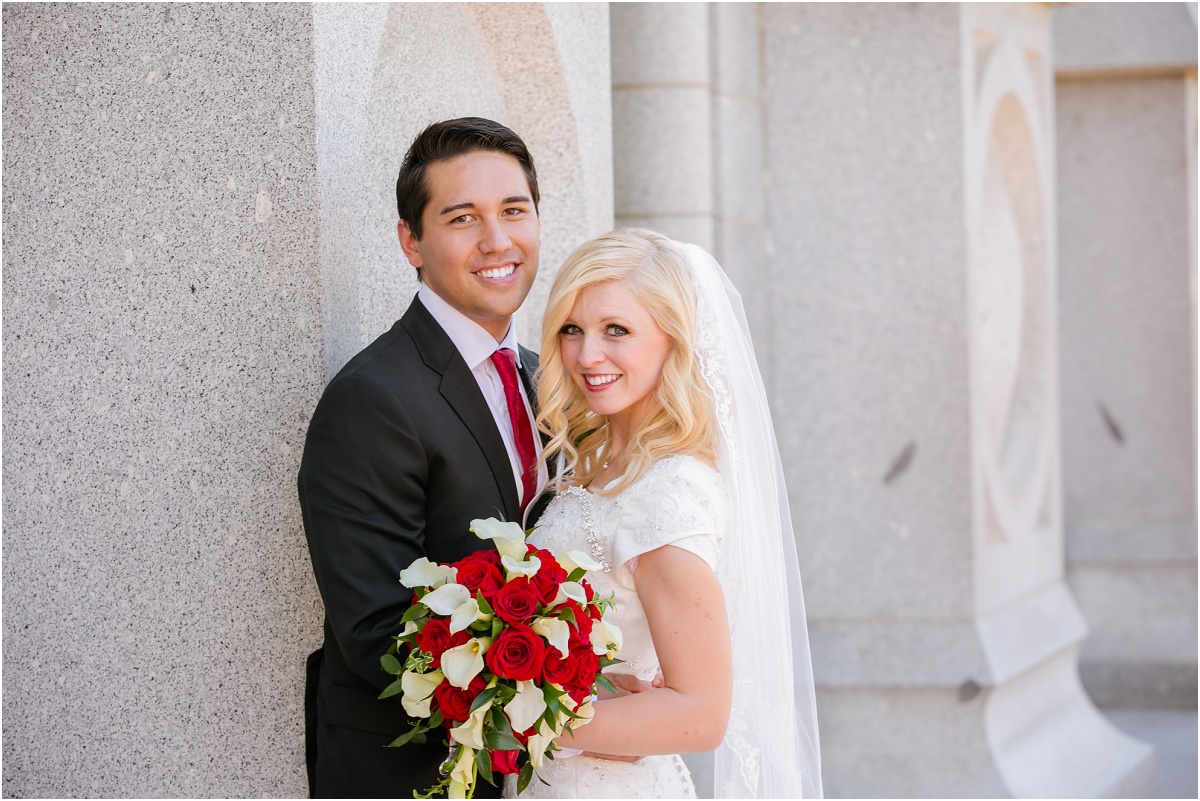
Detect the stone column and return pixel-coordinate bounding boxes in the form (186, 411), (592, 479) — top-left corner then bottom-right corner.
(611, 1), (772, 386)
(762, 4), (1152, 796)
(2, 5), (324, 795)
(1052, 1), (1198, 711)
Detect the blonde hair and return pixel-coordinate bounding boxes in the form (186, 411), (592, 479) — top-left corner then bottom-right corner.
(535, 228), (717, 496)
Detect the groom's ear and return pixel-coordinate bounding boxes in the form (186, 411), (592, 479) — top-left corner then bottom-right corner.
(397, 219), (424, 271)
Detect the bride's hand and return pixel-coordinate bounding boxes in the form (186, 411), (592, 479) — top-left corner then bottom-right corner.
(595, 672), (663, 700)
(579, 673), (662, 762)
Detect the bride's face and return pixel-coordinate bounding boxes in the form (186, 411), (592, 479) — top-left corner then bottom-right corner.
(559, 279), (673, 431)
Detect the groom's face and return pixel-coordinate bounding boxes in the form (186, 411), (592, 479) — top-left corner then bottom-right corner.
(398, 150), (540, 341)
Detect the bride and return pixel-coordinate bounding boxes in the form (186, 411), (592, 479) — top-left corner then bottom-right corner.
(506, 229), (822, 799)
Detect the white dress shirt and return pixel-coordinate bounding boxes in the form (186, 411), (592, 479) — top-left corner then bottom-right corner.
(418, 285), (548, 518)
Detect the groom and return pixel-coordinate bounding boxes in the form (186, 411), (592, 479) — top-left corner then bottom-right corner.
(299, 117), (550, 798)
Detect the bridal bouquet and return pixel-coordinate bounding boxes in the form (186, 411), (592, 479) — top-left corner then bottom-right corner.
(381, 518), (623, 799)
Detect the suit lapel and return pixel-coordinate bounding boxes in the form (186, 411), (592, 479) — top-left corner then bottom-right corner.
(402, 299), (522, 523)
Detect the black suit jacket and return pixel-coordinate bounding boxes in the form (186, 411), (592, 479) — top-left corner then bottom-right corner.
(298, 297), (549, 798)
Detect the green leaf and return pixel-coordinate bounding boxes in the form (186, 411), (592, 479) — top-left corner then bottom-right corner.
(413, 776), (451, 799)
(475, 590), (494, 617)
(488, 704), (511, 735)
(490, 617), (502, 640)
(594, 673), (619, 696)
(567, 567), (587, 583)
(541, 683), (566, 700)
(485, 728), (524, 752)
(401, 603), (429, 624)
(385, 722), (424, 748)
(429, 710), (443, 728)
(469, 686), (499, 715)
(475, 746), (494, 786)
(598, 656), (624, 669)
(485, 705), (524, 751)
(378, 679), (404, 700)
(387, 640), (399, 655)
(539, 707), (557, 732)
(405, 649), (435, 673)
(380, 653), (404, 676)
(555, 606), (577, 625)
(517, 761), (533, 794)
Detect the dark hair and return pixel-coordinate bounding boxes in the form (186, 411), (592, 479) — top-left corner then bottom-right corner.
(395, 117), (540, 240)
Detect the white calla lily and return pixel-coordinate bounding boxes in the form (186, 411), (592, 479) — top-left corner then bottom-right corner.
(449, 703), (488, 751)
(399, 557), (458, 589)
(525, 718), (562, 771)
(501, 553), (541, 579)
(447, 746), (477, 799)
(419, 583), (471, 615)
(571, 696), (596, 727)
(441, 637), (490, 689)
(399, 619), (418, 638)
(503, 679), (548, 735)
(558, 549), (604, 574)
(552, 581), (588, 607)
(400, 669), (443, 718)
(449, 596), (490, 635)
(470, 518), (528, 561)
(590, 619), (623, 657)
(531, 617), (570, 658)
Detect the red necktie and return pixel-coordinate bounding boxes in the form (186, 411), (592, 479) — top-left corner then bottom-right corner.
(490, 348), (539, 518)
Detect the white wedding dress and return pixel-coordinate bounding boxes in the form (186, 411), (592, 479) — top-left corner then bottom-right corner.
(504, 454), (727, 799)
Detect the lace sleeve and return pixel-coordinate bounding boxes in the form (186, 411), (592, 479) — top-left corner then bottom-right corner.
(610, 457), (728, 590)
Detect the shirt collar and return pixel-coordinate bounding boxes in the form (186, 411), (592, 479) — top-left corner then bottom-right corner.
(418, 284), (522, 370)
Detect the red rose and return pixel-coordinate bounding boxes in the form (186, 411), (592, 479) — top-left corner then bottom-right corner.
(542, 648), (579, 685)
(455, 558), (504, 597)
(416, 619), (468, 668)
(484, 625), (546, 681)
(491, 749), (520, 775)
(492, 578), (540, 625)
(565, 682), (592, 705)
(529, 549), (568, 605)
(571, 647), (600, 687)
(564, 602), (594, 646)
(432, 674), (486, 723)
(455, 548), (501, 569)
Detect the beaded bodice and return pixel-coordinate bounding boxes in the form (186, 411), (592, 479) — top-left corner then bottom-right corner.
(526, 455), (727, 681)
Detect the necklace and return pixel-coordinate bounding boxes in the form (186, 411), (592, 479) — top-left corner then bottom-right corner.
(563, 485), (611, 573)
(602, 445), (625, 471)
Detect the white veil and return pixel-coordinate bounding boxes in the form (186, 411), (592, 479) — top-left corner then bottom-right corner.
(677, 241), (823, 799)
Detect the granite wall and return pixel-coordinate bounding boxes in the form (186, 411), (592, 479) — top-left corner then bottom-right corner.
(2, 4), (323, 795)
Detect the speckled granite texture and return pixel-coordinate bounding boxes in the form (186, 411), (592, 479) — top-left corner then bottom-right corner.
(2, 4), (323, 796)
